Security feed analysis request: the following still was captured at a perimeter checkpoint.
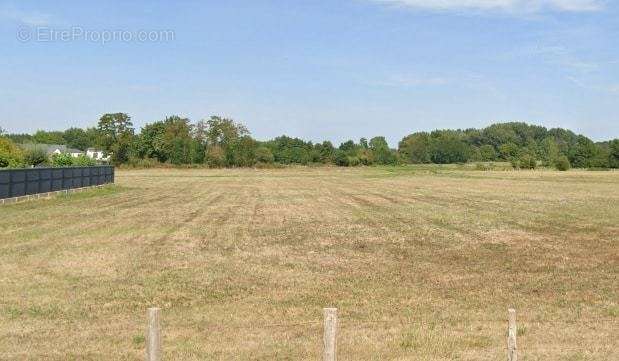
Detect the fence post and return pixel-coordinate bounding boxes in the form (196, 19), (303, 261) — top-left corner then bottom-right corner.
(323, 308), (338, 361)
(146, 307), (161, 361)
(507, 308), (517, 361)
(8, 170), (13, 198)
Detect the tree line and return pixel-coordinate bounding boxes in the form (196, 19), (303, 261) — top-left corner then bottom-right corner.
(1, 115), (618, 170)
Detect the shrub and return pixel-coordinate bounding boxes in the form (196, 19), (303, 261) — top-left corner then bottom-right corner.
(334, 150), (349, 166)
(479, 145), (497, 161)
(0, 137), (24, 168)
(73, 154), (96, 166)
(429, 134), (471, 164)
(499, 142), (519, 160)
(347, 156), (360, 167)
(124, 157), (159, 168)
(255, 146), (274, 164)
(24, 148), (49, 166)
(51, 153), (74, 167)
(610, 139), (619, 168)
(518, 153), (537, 169)
(205, 145), (226, 168)
(0, 154), (8, 168)
(554, 155), (571, 171)
(357, 151), (372, 166)
(474, 162), (494, 171)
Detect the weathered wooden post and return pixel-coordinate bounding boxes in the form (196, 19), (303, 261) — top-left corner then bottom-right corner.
(507, 308), (517, 361)
(146, 307), (161, 361)
(323, 308), (338, 361)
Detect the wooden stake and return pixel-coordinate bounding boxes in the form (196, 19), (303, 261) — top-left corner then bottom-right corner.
(146, 307), (161, 361)
(507, 308), (517, 361)
(323, 308), (338, 361)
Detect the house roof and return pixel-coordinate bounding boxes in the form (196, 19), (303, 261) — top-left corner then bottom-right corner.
(20, 143), (66, 153)
(19, 143), (83, 155)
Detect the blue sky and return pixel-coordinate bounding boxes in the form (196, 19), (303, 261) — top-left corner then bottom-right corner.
(1, 0), (618, 145)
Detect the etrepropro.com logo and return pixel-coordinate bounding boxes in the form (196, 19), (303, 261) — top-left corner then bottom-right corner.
(16, 25), (175, 44)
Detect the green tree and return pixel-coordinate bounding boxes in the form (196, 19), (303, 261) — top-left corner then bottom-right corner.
(137, 116), (199, 165)
(554, 155), (571, 171)
(569, 136), (599, 168)
(517, 153), (537, 169)
(201, 116), (250, 166)
(137, 121), (167, 161)
(609, 139), (619, 168)
(192, 119), (209, 145)
(63, 127), (98, 150)
(548, 128), (579, 155)
(316, 141), (335, 164)
(539, 137), (560, 166)
(73, 154), (96, 166)
(162, 116), (194, 165)
(479, 144), (497, 161)
(0, 137), (24, 168)
(587, 143), (610, 168)
(204, 116), (248, 147)
(205, 145), (226, 168)
(97, 113), (135, 165)
(230, 136), (258, 167)
(336, 140), (364, 166)
(5, 133), (34, 144)
(481, 122), (547, 148)
(267, 136), (313, 165)
(339, 140), (357, 154)
(33, 130), (65, 144)
(24, 148), (48, 166)
(399, 133), (431, 164)
(369, 136), (396, 165)
(98, 113), (134, 148)
(50, 153), (74, 167)
(256, 146), (274, 164)
(429, 132), (471, 164)
(499, 142), (519, 160)
(334, 149), (349, 166)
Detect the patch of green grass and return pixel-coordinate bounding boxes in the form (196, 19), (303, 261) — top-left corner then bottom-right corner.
(5, 306), (23, 319)
(132, 334), (145, 346)
(55, 184), (124, 201)
(605, 305), (618, 318)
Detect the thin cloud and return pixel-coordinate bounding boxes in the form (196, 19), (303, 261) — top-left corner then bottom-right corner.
(370, 0), (604, 13)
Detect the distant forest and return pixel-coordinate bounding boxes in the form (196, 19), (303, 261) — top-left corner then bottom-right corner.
(1, 113), (618, 170)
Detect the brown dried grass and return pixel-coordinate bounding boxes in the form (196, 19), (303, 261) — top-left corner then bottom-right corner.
(0, 167), (617, 360)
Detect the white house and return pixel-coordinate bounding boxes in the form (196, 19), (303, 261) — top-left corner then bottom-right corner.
(67, 148), (85, 158)
(48, 146), (83, 157)
(21, 144), (109, 161)
(22, 144), (81, 156)
(86, 148), (110, 161)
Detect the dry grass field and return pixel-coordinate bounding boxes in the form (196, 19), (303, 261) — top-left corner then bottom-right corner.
(1, 166), (617, 360)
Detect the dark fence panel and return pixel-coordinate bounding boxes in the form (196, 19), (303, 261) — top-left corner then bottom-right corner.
(0, 166), (114, 200)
